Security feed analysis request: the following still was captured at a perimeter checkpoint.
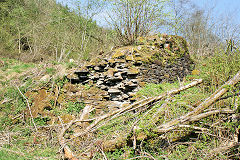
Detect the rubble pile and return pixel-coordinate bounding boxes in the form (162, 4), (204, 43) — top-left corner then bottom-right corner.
(67, 34), (194, 113)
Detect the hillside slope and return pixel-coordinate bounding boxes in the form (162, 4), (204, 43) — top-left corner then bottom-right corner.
(0, 0), (113, 62)
(0, 34), (239, 159)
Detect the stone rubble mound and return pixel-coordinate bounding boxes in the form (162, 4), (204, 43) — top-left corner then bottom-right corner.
(67, 34), (194, 113)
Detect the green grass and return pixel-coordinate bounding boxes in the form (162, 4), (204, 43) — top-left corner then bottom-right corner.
(137, 81), (182, 97)
(193, 50), (240, 92)
(8, 63), (34, 74)
(0, 146), (58, 160)
(94, 49), (240, 159)
(65, 101), (85, 114)
(46, 67), (56, 75)
(0, 47), (239, 159)
(0, 150), (26, 160)
(0, 59), (35, 76)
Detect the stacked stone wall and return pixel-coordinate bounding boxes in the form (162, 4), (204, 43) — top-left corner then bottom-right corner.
(66, 34), (194, 112)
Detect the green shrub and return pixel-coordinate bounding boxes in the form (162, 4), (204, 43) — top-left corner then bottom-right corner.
(195, 49), (240, 92)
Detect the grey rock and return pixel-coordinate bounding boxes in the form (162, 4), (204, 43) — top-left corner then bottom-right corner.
(118, 68), (128, 73)
(108, 75), (123, 81)
(137, 46), (142, 51)
(96, 80), (104, 86)
(75, 70), (89, 74)
(40, 75), (51, 82)
(112, 97), (120, 101)
(114, 72), (122, 77)
(122, 94), (129, 99)
(94, 66), (100, 71)
(130, 79), (138, 84)
(101, 85), (108, 90)
(108, 88), (121, 94)
(125, 81), (138, 88)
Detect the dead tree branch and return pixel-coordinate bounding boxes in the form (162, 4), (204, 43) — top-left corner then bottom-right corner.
(69, 79), (202, 140)
(156, 71), (240, 133)
(17, 86), (38, 132)
(58, 105), (92, 160)
(57, 79), (202, 158)
(209, 142), (240, 158)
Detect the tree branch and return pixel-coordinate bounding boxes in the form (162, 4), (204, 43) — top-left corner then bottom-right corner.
(156, 71), (240, 133)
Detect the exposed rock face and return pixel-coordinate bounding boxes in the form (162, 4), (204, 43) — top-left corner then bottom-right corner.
(67, 34), (194, 112)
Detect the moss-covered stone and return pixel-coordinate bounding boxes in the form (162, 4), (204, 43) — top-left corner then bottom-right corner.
(128, 68), (139, 74)
(192, 69), (200, 75)
(134, 57), (143, 62)
(108, 59), (115, 64)
(126, 55), (134, 61)
(112, 50), (125, 59)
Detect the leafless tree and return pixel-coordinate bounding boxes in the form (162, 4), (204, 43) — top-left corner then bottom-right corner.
(104, 0), (169, 45)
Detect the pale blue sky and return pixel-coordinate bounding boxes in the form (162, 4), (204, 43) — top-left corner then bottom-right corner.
(56, 0), (240, 27)
(194, 0), (240, 23)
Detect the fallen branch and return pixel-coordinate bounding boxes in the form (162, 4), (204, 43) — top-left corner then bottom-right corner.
(186, 71), (240, 117)
(178, 125), (209, 132)
(57, 116), (76, 160)
(98, 145), (108, 160)
(217, 91), (240, 101)
(71, 98), (152, 139)
(58, 105), (92, 160)
(70, 79), (203, 140)
(17, 86), (38, 132)
(54, 85), (60, 108)
(209, 142), (240, 158)
(0, 98), (13, 104)
(202, 132), (237, 142)
(156, 109), (234, 132)
(57, 79), (202, 158)
(156, 71), (240, 133)
(188, 109), (235, 122)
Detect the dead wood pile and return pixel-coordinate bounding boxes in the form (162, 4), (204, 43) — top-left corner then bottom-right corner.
(59, 71), (240, 160)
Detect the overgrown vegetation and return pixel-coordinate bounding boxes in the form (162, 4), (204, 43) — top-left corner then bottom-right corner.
(0, 0), (114, 62)
(0, 0), (240, 159)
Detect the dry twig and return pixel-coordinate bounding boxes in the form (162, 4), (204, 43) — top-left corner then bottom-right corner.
(16, 86), (38, 132)
(58, 105), (92, 160)
(99, 145), (108, 160)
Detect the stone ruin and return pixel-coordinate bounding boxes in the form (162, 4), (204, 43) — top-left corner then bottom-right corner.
(66, 34), (195, 114)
